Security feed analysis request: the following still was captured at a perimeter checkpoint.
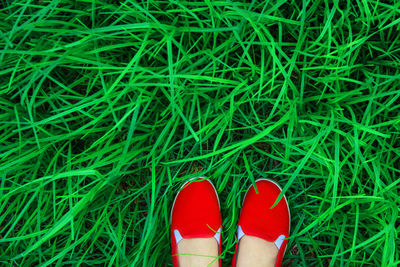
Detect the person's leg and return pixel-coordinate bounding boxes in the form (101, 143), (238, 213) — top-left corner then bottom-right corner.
(171, 178), (222, 267)
(232, 179), (290, 267)
(177, 237), (219, 267)
(236, 236), (278, 267)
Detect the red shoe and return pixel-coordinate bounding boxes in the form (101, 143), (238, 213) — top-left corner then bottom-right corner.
(171, 178), (222, 266)
(232, 179), (290, 267)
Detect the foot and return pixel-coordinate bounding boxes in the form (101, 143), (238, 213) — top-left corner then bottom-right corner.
(232, 179), (290, 267)
(177, 237), (219, 267)
(236, 235), (278, 267)
(171, 178), (222, 267)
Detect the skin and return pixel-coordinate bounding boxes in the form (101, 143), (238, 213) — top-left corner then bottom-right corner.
(236, 235), (278, 267)
(177, 237), (219, 267)
(177, 236), (278, 267)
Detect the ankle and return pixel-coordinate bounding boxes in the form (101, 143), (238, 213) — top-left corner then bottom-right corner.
(236, 235), (278, 267)
(177, 237), (219, 267)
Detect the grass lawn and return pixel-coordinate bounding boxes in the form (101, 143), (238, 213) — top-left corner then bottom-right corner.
(1, 0), (400, 266)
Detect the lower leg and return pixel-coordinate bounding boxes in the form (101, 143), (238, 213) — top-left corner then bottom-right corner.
(177, 237), (219, 267)
(236, 235), (278, 267)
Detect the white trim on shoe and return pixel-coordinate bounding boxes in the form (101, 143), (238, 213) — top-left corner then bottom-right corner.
(174, 227), (222, 245)
(237, 225), (287, 250)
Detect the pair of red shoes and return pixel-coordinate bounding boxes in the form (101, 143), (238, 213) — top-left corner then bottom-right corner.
(171, 178), (290, 266)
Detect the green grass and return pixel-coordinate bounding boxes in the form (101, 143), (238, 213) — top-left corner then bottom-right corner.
(1, 0), (400, 266)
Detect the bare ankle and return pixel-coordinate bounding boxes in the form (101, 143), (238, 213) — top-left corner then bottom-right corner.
(236, 235), (278, 267)
(177, 237), (219, 267)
